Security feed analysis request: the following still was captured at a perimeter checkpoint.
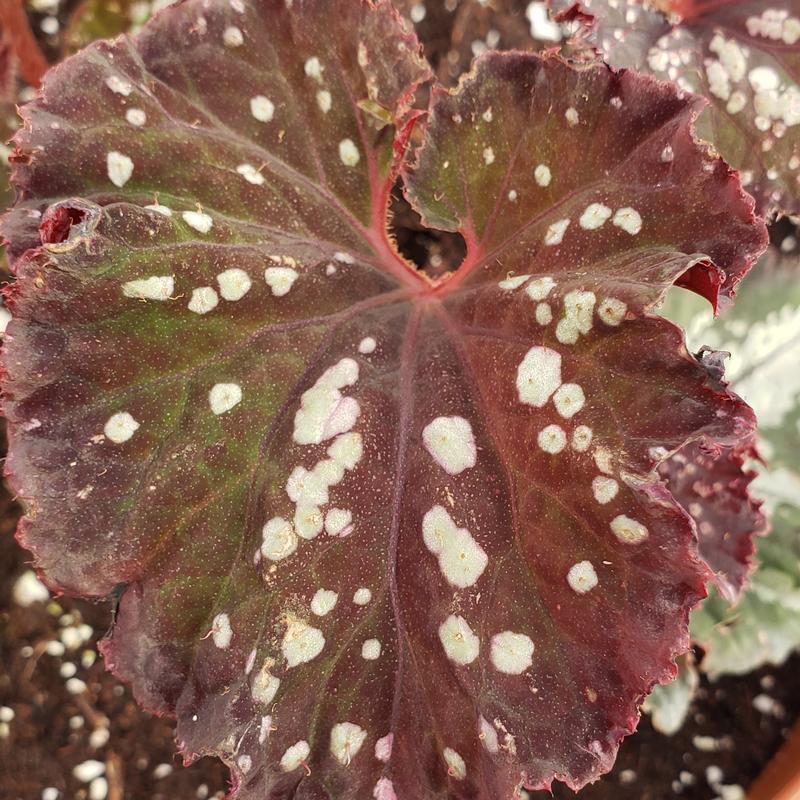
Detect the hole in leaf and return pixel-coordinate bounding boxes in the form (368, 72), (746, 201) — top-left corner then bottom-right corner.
(39, 204), (89, 245)
(769, 215), (798, 254)
(389, 180), (466, 280)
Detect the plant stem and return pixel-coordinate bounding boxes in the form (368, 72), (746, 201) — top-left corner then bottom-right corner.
(0, 0), (48, 88)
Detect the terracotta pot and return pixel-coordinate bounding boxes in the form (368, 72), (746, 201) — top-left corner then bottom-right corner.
(748, 717), (800, 800)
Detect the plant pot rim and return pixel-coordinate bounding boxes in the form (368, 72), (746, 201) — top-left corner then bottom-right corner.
(748, 716), (800, 800)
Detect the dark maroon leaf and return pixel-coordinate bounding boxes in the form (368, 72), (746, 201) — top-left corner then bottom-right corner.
(660, 435), (768, 603)
(1, 0), (767, 796)
(551, 0), (800, 216)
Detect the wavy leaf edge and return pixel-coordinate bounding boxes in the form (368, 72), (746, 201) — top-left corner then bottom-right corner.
(0, 1), (769, 797)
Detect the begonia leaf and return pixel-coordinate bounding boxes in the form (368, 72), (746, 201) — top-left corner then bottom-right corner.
(662, 253), (800, 676)
(659, 436), (767, 602)
(1, 103), (18, 217)
(1, 0), (767, 796)
(640, 652), (698, 735)
(692, 501), (800, 676)
(552, 0), (800, 216)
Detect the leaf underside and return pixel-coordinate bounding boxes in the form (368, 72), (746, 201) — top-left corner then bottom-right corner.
(552, 0), (800, 217)
(660, 436), (767, 603)
(662, 255), (800, 677)
(692, 502), (800, 676)
(1, 1), (767, 797)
